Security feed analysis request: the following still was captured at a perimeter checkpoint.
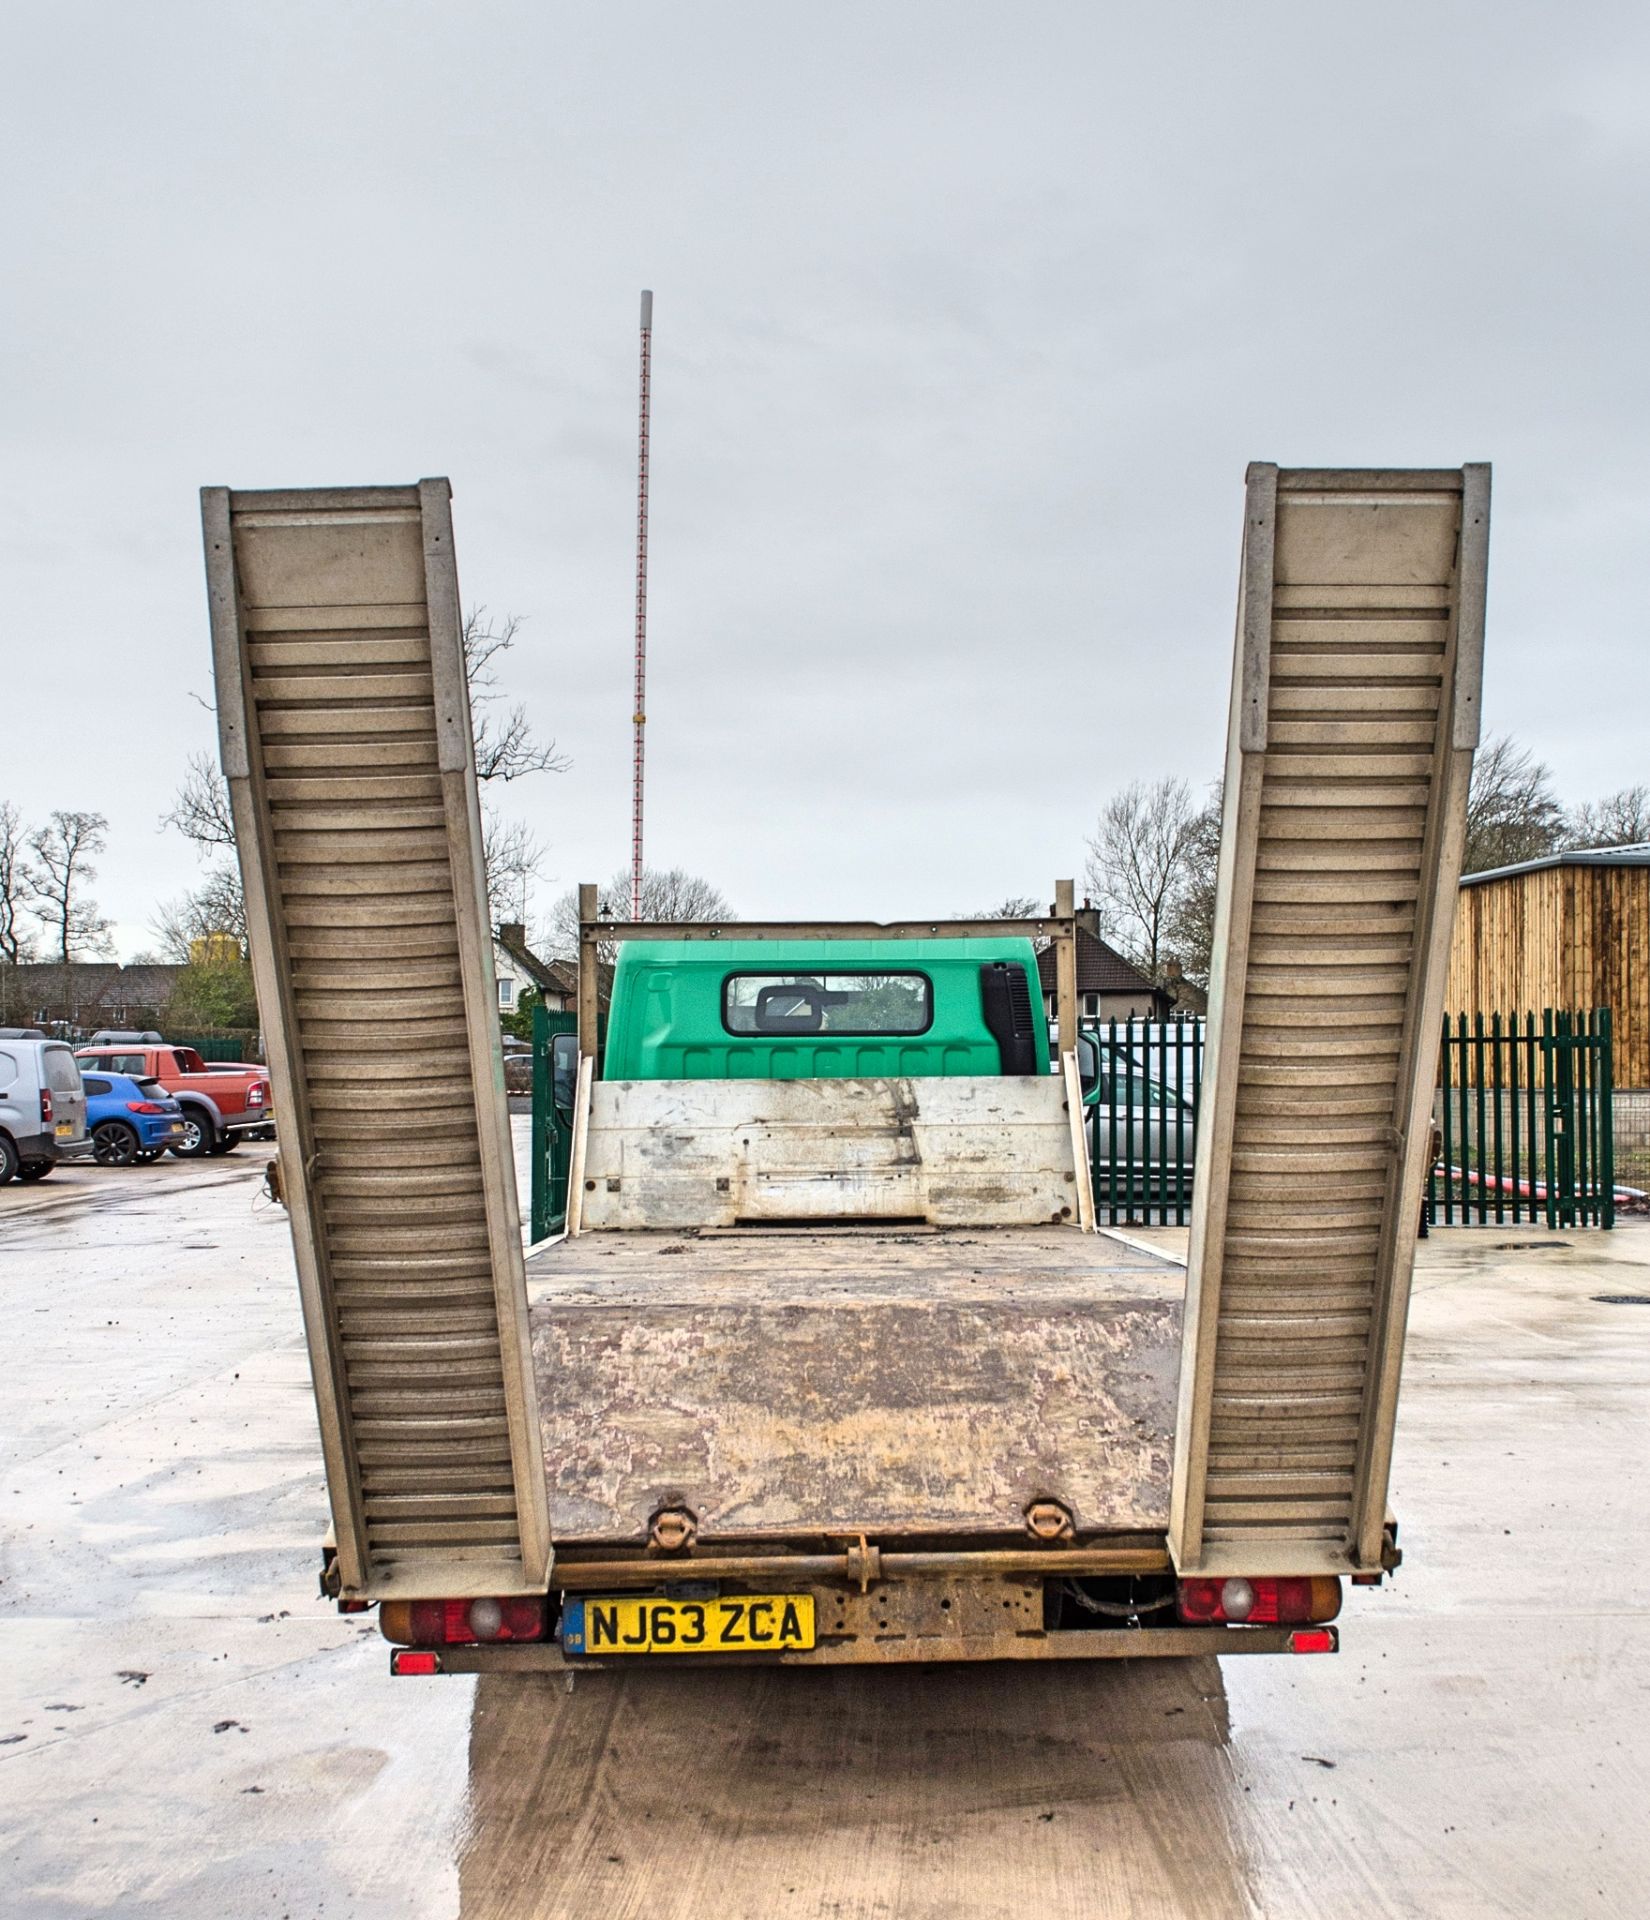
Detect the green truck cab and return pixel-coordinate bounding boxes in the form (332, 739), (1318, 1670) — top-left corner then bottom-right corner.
(604, 937), (1049, 1081)
(533, 936), (1051, 1238)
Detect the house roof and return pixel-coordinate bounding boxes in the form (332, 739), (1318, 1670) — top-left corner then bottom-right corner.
(1036, 927), (1162, 998)
(494, 925), (576, 994)
(1460, 844), (1650, 888)
(3, 961), (185, 995)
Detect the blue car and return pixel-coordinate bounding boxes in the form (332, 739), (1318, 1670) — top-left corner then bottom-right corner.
(80, 1070), (188, 1167)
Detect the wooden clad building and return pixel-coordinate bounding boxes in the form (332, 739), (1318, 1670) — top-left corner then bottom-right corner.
(1446, 847), (1650, 1088)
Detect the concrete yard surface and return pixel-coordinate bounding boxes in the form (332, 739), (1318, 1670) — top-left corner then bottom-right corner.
(2, 1142), (1648, 1917)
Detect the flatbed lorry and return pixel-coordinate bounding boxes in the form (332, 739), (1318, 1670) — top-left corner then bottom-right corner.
(202, 463), (1488, 1673)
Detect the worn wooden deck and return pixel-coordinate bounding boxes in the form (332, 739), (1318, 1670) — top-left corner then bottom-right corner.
(526, 1227), (1184, 1545)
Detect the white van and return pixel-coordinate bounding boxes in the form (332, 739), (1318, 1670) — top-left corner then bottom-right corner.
(0, 1030), (91, 1184)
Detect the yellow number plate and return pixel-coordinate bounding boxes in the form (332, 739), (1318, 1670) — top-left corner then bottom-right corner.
(55, 1122), (73, 1138)
(565, 1593), (815, 1656)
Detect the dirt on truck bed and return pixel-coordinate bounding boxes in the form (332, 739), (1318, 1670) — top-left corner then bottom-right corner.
(525, 1225), (1184, 1544)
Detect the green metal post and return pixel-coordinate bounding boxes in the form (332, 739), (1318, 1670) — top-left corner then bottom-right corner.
(1599, 1007), (1615, 1230)
(1106, 1021), (1119, 1225)
(1491, 1011), (1505, 1225)
(1525, 1012), (1540, 1227)
(1472, 1011), (1487, 1226)
(1507, 1010), (1522, 1223)
(1557, 1010), (1577, 1229)
(1439, 1017), (1453, 1225)
(530, 1000), (551, 1244)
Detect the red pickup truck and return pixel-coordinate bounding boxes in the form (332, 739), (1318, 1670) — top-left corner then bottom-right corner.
(73, 1044), (271, 1158)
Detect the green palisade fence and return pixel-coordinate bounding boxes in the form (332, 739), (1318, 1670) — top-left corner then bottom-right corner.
(1086, 1019), (1205, 1227)
(1083, 1009), (1612, 1232)
(1430, 1008), (1614, 1229)
(172, 1030), (261, 1061)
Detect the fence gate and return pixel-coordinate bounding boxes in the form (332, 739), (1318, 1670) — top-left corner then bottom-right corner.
(530, 1004), (578, 1241)
(1431, 1009), (1615, 1228)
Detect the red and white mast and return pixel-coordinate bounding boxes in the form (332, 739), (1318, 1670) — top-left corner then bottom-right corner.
(630, 289), (653, 920)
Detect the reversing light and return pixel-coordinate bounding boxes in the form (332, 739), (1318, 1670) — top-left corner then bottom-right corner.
(468, 1598), (504, 1641)
(1177, 1576), (1342, 1626)
(379, 1596), (547, 1647)
(1220, 1577), (1255, 1622)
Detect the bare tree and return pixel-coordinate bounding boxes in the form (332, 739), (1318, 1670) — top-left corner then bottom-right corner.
(26, 811), (112, 964)
(1162, 780), (1223, 990)
(544, 866), (736, 962)
(162, 612), (566, 935)
(0, 800), (35, 965)
(483, 811), (545, 929)
(157, 751), (246, 948)
(160, 751), (237, 850)
(1564, 784), (1650, 851)
(464, 608), (570, 784)
(969, 895), (1045, 918)
(1084, 777), (1200, 982)
(149, 868), (249, 960)
(1463, 734), (1564, 874)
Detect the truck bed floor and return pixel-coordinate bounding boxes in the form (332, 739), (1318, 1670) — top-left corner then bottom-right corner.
(525, 1227), (1184, 1545)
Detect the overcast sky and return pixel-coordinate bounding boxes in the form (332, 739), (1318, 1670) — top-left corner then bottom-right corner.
(5, 3), (1647, 958)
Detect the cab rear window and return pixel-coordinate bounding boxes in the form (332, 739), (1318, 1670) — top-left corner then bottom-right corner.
(722, 972), (933, 1037)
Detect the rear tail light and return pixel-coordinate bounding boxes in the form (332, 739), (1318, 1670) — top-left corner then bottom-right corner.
(248, 1082), (267, 1107)
(1177, 1576), (1342, 1626)
(40, 1089), (53, 1124)
(127, 1101), (168, 1114)
(379, 1596), (547, 1647)
(391, 1650), (442, 1676)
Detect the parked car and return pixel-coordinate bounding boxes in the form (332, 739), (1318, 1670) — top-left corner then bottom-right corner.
(0, 1028), (91, 1184)
(203, 1063), (276, 1138)
(502, 1038), (534, 1097)
(80, 1070), (188, 1166)
(72, 1043), (271, 1158)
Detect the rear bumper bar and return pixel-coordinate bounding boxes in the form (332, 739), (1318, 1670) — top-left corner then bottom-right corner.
(401, 1624), (1334, 1673)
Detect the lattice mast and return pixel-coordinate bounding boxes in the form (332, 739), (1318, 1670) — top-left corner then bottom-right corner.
(630, 289), (653, 920)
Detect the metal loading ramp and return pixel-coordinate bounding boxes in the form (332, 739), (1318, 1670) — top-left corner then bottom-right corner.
(203, 481), (549, 1600)
(1172, 464), (1489, 1578)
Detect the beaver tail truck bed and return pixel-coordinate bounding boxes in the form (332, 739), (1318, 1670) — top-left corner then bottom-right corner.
(203, 463), (1487, 1672)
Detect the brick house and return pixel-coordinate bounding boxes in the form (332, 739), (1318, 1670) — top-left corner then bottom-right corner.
(1036, 926), (1171, 1024)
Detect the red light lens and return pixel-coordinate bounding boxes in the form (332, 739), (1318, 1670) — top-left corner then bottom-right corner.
(1177, 1577), (1341, 1626)
(40, 1089), (53, 1124)
(1177, 1578), (1224, 1623)
(384, 1596), (548, 1647)
(391, 1650), (441, 1676)
(127, 1101), (167, 1114)
(248, 1083), (267, 1106)
(1288, 1628), (1337, 1655)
